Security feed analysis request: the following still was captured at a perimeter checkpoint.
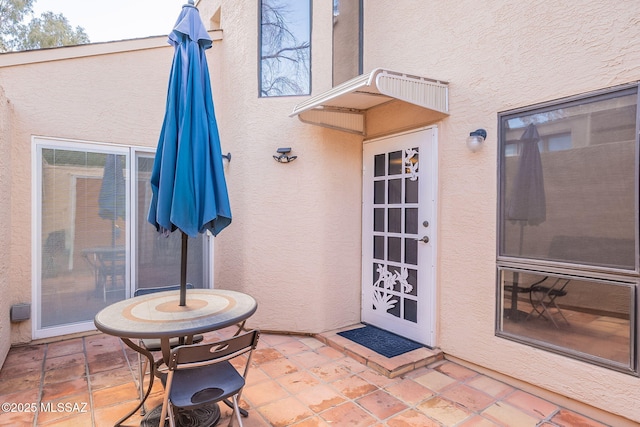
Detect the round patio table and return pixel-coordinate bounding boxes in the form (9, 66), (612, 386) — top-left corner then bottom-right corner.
(94, 288), (257, 427)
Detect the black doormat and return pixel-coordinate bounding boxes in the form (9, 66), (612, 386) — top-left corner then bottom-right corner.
(337, 325), (423, 358)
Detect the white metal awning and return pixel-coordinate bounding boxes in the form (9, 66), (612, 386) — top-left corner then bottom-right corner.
(289, 68), (449, 137)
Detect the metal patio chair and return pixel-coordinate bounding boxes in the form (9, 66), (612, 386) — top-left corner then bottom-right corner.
(159, 329), (261, 427)
(527, 277), (571, 328)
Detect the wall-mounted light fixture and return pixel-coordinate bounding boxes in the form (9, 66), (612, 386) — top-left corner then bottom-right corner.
(273, 147), (297, 163)
(466, 129), (487, 152)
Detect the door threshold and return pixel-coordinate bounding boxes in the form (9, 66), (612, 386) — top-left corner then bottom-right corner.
(315, 324), (443, 378)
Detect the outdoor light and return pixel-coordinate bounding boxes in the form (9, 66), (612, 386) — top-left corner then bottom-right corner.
(466, 129), (487, 152)
(273, 147), (297, 163)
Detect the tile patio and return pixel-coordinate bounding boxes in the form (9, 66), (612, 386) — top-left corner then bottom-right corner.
(0, 327), (620, 427)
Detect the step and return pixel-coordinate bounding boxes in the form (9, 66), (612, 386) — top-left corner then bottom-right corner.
(315, 325), (444, 378)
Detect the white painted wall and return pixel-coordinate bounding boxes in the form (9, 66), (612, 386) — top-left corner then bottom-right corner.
(209, 0), (363, 334)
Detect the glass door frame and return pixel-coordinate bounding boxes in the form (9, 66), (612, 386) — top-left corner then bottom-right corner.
(32, 138), (213, 339)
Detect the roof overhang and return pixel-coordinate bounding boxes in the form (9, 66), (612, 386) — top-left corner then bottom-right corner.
(289, 68), (449, 137)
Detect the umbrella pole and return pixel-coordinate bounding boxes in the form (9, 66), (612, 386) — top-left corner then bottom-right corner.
(510, 222), (525, 320)
(180, 232), (188, 306)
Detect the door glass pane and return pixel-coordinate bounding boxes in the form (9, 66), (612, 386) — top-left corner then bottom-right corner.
(388, 179), (402, 204)
(373, 236), (384, 260)
(405, 208), (418, 234)
(404, 299), (417, 323)
(40, 148), (128, 329)
(407, 268), (418, 296)
(388, 237), (401, 262)
(373, 208), (384, 232)
(260, 0), (311, 97)
(388, 151), (403, 175)
(374, 180), (385, 204)
(374, 154), (385, 177)
(405, 177), (418, 203)
(135, 153), (207, 291)
(388, 208), (401, 233)
(405, 238), (417, 265)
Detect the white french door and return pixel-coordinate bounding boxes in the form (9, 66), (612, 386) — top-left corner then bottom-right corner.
(362, 127), (437, 346)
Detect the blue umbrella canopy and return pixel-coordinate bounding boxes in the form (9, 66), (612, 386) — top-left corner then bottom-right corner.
(148, 3), (231, 305)
(99, 154), (126, 222)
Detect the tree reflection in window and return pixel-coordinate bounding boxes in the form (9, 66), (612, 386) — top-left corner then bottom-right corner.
(260, 0), (311, 97)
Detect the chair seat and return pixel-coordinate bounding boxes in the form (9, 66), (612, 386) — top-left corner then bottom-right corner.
(169, 361), (245, 409)
(503, 282), (534, 293)
(141, 335), (204, 351)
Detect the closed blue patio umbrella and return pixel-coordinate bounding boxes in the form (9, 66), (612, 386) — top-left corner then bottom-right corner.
(148, 1), (231, 306)
(505, 123), (546, 320)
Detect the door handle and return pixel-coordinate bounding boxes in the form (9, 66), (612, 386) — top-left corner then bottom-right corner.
(415, 236), (429, 243)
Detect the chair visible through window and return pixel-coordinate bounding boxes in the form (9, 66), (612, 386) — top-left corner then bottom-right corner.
(159, 329), (261, 427)
(528, 277), (571, 327)
(504, 275), (571, 328)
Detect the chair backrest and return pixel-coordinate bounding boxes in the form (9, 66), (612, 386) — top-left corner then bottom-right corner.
(168, 329), (260, 372)
(134, 283), (194, 297)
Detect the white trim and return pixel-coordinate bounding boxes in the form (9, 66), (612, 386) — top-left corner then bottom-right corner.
(31, 139), (41, 339)
(32, 137), (130, 339)
(361, 126), (439, 346)
(290, 69), (449, 135)
(0, 30), (223, 68)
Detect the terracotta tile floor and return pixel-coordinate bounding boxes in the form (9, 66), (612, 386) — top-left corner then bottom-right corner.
(0, 327), (618, 427)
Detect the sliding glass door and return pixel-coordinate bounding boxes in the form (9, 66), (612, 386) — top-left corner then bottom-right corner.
(33, 138), (210, 339)
(133, 152), (209, 293)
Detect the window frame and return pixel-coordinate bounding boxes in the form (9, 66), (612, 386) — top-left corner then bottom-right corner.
(258, 0), (312, 98)
(495, 83), (640, 375)
(497, 84), (640, 275)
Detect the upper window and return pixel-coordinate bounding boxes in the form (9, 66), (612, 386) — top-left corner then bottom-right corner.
(259, 0), (311, 97)
(496, 85), (639, 375)
(332, 0), (362, 86)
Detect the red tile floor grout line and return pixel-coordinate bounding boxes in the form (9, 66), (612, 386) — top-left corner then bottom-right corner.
(0, 328), (626, 427)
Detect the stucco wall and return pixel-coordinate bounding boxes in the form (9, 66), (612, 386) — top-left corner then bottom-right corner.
(212, 0), (363, 333)
(0, 42), (175, 343)
(0, 0), (364, 346)
(0, 0), (639, 423)
(363, 0), (640, 423)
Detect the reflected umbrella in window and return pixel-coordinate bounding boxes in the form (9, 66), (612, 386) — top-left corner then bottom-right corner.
(98, 153), (126, 294)
(148, 1), (232, 307)
(99, 154), (126, 245)
(505, 123), (546, 320)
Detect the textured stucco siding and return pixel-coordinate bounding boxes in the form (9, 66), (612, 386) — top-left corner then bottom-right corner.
(363, 0), (640, 423)
(0, 0), (638, 424)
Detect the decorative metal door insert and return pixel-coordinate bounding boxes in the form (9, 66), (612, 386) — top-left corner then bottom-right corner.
(371, 147), (420, 323)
